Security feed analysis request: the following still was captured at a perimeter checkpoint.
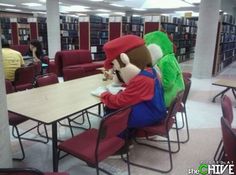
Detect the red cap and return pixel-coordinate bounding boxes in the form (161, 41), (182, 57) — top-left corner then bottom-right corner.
(103, 35), (144, 69)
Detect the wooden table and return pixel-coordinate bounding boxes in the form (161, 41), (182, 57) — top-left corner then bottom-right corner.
(212, 79), (236, 102)
(7, 74), (108, 171)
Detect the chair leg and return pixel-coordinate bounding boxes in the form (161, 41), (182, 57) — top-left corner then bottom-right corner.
(179, 108), (190, 143)
(37, 123), (49, 143)
(123, 136), (173, 173)
(214, 140), (223, 162)
(67, 118), (74, 137)
(12, 126), (25, 161)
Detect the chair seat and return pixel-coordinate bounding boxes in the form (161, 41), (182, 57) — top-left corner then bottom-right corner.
(58, 128), (124, 165)
(8, 112), (28, 126)
(15, 83), (33, 91)
(136, 117), (175, 137)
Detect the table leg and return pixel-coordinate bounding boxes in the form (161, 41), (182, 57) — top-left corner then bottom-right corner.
(52, 122), (58, 172)
(212, 87), (230, 102)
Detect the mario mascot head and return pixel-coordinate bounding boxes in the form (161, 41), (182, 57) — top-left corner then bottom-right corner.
(103, 35), (152, 84)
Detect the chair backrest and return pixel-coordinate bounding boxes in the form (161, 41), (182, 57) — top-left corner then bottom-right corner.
(221, 117), (236, 164)
(97, 107), (131, 142)
(14, 65), (36, 86)
(221, 95), (234, 125)
(35, 73), (58, 87)
(166, 91), (184, 127)
(182, 78), (192, 106)
(5, 79), (15, 94)
(61, 50), (92, 68)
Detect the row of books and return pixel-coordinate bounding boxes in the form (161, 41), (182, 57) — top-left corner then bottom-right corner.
(176, 52), (194, 63)
(61, 44), (78, 50)
(160, 16), (197, 26)
(220, 33), (236, 43)
(221, 24), (236, 33)
(61, 37), (78, 44)
(220, 42), (236, 54)
(91, 38), (107, 45)
(60, 16), (78, 23)
(222, 14), (236, 25)
(60, 23), (78, 31)
(162, 24), (197, 34)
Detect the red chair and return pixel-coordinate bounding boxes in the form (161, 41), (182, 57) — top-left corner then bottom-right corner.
(35, 73), (59, 87)
(214, 95), (234, 161)
(176, 75), (192, 143)
(5, 80), (48, 161)
(0, 167), (68, 175)
(57, 106), (131, 175)
(13, 65), (36, 91)
(220, 117), (236, 172)
(129, 91), (184, 173)
(5, 79), (15, 94)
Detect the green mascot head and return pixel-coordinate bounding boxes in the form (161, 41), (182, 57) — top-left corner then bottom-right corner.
(144, 31), (174, 65)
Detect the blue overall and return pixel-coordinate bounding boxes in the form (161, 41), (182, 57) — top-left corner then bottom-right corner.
(128, 68), (167, 128)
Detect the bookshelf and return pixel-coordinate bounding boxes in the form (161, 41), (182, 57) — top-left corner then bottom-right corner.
(109, 16), (143, 40)
(0, 17), (12, 44)
(60, 16), (79, 50)
(144, 15), (197, 63)
(213, 13), (236, 75)
(37, 17), (48, 52)
(90, 15), (108, 61)
(79, 15), (108, 61)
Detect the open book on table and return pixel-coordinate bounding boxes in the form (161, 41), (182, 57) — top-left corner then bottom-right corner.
(91, 83), (125, 97)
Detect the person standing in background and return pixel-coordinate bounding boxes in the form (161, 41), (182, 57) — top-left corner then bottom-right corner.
(1, 37), (25, 81)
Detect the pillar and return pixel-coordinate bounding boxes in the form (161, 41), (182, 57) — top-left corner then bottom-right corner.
(192, 0), (221, 78)
(0, 35), (13, 167)
(46, 0), (61, 58)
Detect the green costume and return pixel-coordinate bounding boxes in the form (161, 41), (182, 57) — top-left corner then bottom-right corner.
(144, 31), (185, 107)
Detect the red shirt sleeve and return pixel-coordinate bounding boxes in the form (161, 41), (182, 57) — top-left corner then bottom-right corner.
(101, 75), (154, 109)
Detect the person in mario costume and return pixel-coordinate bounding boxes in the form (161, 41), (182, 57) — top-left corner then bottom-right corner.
(100, 35), (166, 128)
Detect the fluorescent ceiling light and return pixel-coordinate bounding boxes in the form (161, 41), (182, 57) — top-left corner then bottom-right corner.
(96, 13), (109, 18)
(132, 8), (146, 11)
(97, 9), (111, 12)
(60, 5), (90, 12)
(184, 0), (201, 3)
(161, 14), (170, 16)
(113, 12), (125, 15)
(90, 0), (104, 1)
(77, 13), (87, 16)
(5, 8), (22, 12)
(175, 10), (193, 13)
(35, 11), (46, 14)
(22, 3), (42, 7)
(110, 3), (125, 7)
(0, 3), (16, 7)
(192, 12), (199, 16)
(223, 12), (228, 15)
(142, 0), (193, 9)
